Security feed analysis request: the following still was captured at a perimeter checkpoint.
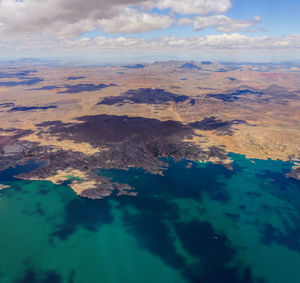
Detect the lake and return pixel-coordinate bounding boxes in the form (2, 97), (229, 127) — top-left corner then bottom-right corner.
(0, 153), (299, 283)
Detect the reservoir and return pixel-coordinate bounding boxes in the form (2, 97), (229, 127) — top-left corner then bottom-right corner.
(0, 154), (299, 283)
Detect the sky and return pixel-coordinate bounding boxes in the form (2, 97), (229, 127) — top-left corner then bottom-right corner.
(0, 0), (299, 62)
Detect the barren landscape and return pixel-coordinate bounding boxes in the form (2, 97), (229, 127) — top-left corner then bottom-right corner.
(0, 60), (299, 198)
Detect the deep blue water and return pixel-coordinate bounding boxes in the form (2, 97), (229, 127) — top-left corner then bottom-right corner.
(0, 154), (299, 283)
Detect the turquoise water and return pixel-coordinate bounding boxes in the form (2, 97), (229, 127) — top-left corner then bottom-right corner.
(0, 154), (299, 283)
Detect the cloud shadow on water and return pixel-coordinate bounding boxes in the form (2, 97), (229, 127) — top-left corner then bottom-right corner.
(51, 197), (113, 240)
(98, 159), (261, 283)
(14, 269), (62, 283)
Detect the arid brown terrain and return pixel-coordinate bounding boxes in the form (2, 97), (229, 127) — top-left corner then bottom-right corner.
(0, 60), (299, 198)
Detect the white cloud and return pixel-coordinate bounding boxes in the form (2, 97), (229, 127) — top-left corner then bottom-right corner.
(0, 0), (298, 62)
(2, 33), (300, 55)
(0, 0), (235, 37)
(97, 8), (173, 33)
(0, 0), (160, 37)
(154, 0), (232, 15)
(179, 15), (261, 33)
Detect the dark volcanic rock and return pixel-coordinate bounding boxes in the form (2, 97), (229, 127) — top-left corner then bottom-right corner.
(9, 105), (57, 112)
(30, 85), (61, 91)
(98, 88), (189, 105)
(190, 99), (196, 106)
(58, 83), (116, 94)
(0, 70), (37, 79)
(180, 63), (201, 70)
(263, 84), (300, 104)
(123, 64), (145, 69)
(206, 88), (263, 102)
(287, 167), (300, 181)
(206, 85), (300, 105)
(189, 117), (247, 135)
(206, 84), (299, 105)
(0, 69), (42, 87)
(35, 114), (228, 172)
(67, 76), (86, 80)
(0, 102), (15, 108)
(227, 77), (237, 81)
(37, 114), (193, 146)
(215, 68), (229, 72)
(0, 77), (44, 87)
(0, 115), (229, 199)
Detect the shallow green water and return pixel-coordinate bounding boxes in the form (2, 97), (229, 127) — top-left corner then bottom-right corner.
(0, 154), (299, 283)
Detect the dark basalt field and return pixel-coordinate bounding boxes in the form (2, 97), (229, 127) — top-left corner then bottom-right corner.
(58, 83), (116, 94)
(31, 83), (116, 93)
(0, 69), (44, 87)
(123, 64), (145, 69)
(98, 88), (189, 105)
(180, 63), (202, 70)
(0, 103), (15, 108)
(9, 105), (57, 112)
(0, 114), (229, 198)
(206, 88), (263, 102)
(189, 117), (247, 135)
(0, 77), (44, 87)
(38, 114), (194, 145)
(30, 85), (61, 91)
(0, 70), (37, 79)
(67, 76), (86, 80)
